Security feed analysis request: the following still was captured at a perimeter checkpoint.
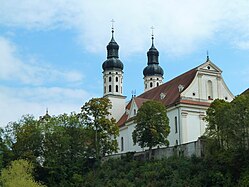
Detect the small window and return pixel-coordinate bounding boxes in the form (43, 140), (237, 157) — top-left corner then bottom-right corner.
(134, 109), (136, 115)
(104, 86), (106, 93)
(150, 82), (153, 88)
(175, 116), (178, 133)
(116, 77), (118, 82)
(208, 96), (213, 100)
(104, 78), (106, 83)
(225, 97), (228, 100)
(207, 66), (210, 70)
(150, 78), (152, 80)
(109, 85), (112, 92)
(116, 72), (118, 74)
(116, 85), (118, 92)
(109, 72), (111, 74)
(157, 82), (159, 87)
(176, 140), (178, 145)
(157, 78), (159, 80)
(193, 92), (196, 96)
(121, 137), (124, 151)
(109, 77), (111, 82)
(207, 80), (213, 99)
(145, 84), (147, 89)
(121, 87), (122, 94)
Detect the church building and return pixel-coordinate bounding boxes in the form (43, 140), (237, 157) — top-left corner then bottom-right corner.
(102, 28), (234, 153)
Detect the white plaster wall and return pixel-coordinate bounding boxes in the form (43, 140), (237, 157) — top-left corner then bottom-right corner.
(180, 106), (207, 144)
(108, 96), (126, 122)
(103, 70), (123, 96)
(166, 108), (180, 146)
(183, 73), (233, 102)
(144, 75), (163, 92)
(118, 122), (143, 153)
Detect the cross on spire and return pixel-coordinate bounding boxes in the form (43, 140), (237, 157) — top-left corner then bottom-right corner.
(206, 50), (209, 61)
(151, 26), (154, 37)
(111, 19), (115, 31)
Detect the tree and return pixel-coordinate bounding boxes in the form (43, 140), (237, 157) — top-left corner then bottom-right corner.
(3, 115), (43, 166)
(41, 113), (88, 186)
(79, 98), (119, 162)
(0, 159), (45, 187)
(204, 99), (232, 151)
(132, 100), (170, 159)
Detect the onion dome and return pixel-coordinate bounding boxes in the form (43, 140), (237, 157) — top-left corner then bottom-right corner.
(143, 35), (164, 76)
(102, 29), (123, 71)
(143, 64), (164, 76)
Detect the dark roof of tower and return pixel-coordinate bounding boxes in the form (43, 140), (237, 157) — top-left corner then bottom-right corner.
(102, 29), (123, 71)
(143, 35), (163, 77)
(143, 64), (164, 76)
(107, 30), (119, 52)
(147, 36), (159, 60)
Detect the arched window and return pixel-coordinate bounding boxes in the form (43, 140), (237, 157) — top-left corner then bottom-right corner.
(150, 82), (153, 88)
(157, 82), (159, 87)
(116, 77), (118, 82)
(134, 109), (136, 115)
(121, 137), (124, 151)
(207, 80), (213, 99)
(109, 76), (111, 82)
(104, 86), (106, 93)
(109, 85), (112, 92)
(116, 85), (118, 92)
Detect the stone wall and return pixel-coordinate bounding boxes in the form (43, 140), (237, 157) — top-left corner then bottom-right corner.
(104, 138), (205, 161)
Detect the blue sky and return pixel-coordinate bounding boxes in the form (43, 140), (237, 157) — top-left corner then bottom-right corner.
(0, 0), (249, 126)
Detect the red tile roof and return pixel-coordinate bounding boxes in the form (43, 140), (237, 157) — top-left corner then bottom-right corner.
(117, 113), (128, 127)
(118, 64), (212, 127)
(134, 97), (149, 108)
(138, 67), (197, 108)
(180, 99), (210, 107)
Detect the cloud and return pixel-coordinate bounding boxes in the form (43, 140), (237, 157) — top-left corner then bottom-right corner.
(0, 36), (84, 85)
(2, 1), (249, 56)
(0, 36), (93, 127)
(0, 86), (93, 127)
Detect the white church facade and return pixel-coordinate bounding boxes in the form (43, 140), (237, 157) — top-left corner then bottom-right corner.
(102, 28), (234, 153)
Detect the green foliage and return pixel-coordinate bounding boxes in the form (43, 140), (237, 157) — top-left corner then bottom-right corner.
(82, 156), (233, 187)
(79, 98), (119, 160)
(0, 159), (45, 187)
(132, 100), (170, 153)
(41, 113), (89, 186)
(1, 93), (249, 186)
(205, 93), (249, 153)
(4, 115), (43, 163)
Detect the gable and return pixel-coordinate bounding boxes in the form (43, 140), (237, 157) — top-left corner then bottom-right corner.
(197, 60), (222, 74)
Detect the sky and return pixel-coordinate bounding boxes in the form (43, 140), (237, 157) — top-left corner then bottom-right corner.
(0, 0), (249, 127)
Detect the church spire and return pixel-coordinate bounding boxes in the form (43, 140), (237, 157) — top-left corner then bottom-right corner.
(151, 26), (155, 48)
(106, 19), (119, 59)
(206, 50), (209, 62)
(147, 28), (159, 65)
(143, 28), (164, 92)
